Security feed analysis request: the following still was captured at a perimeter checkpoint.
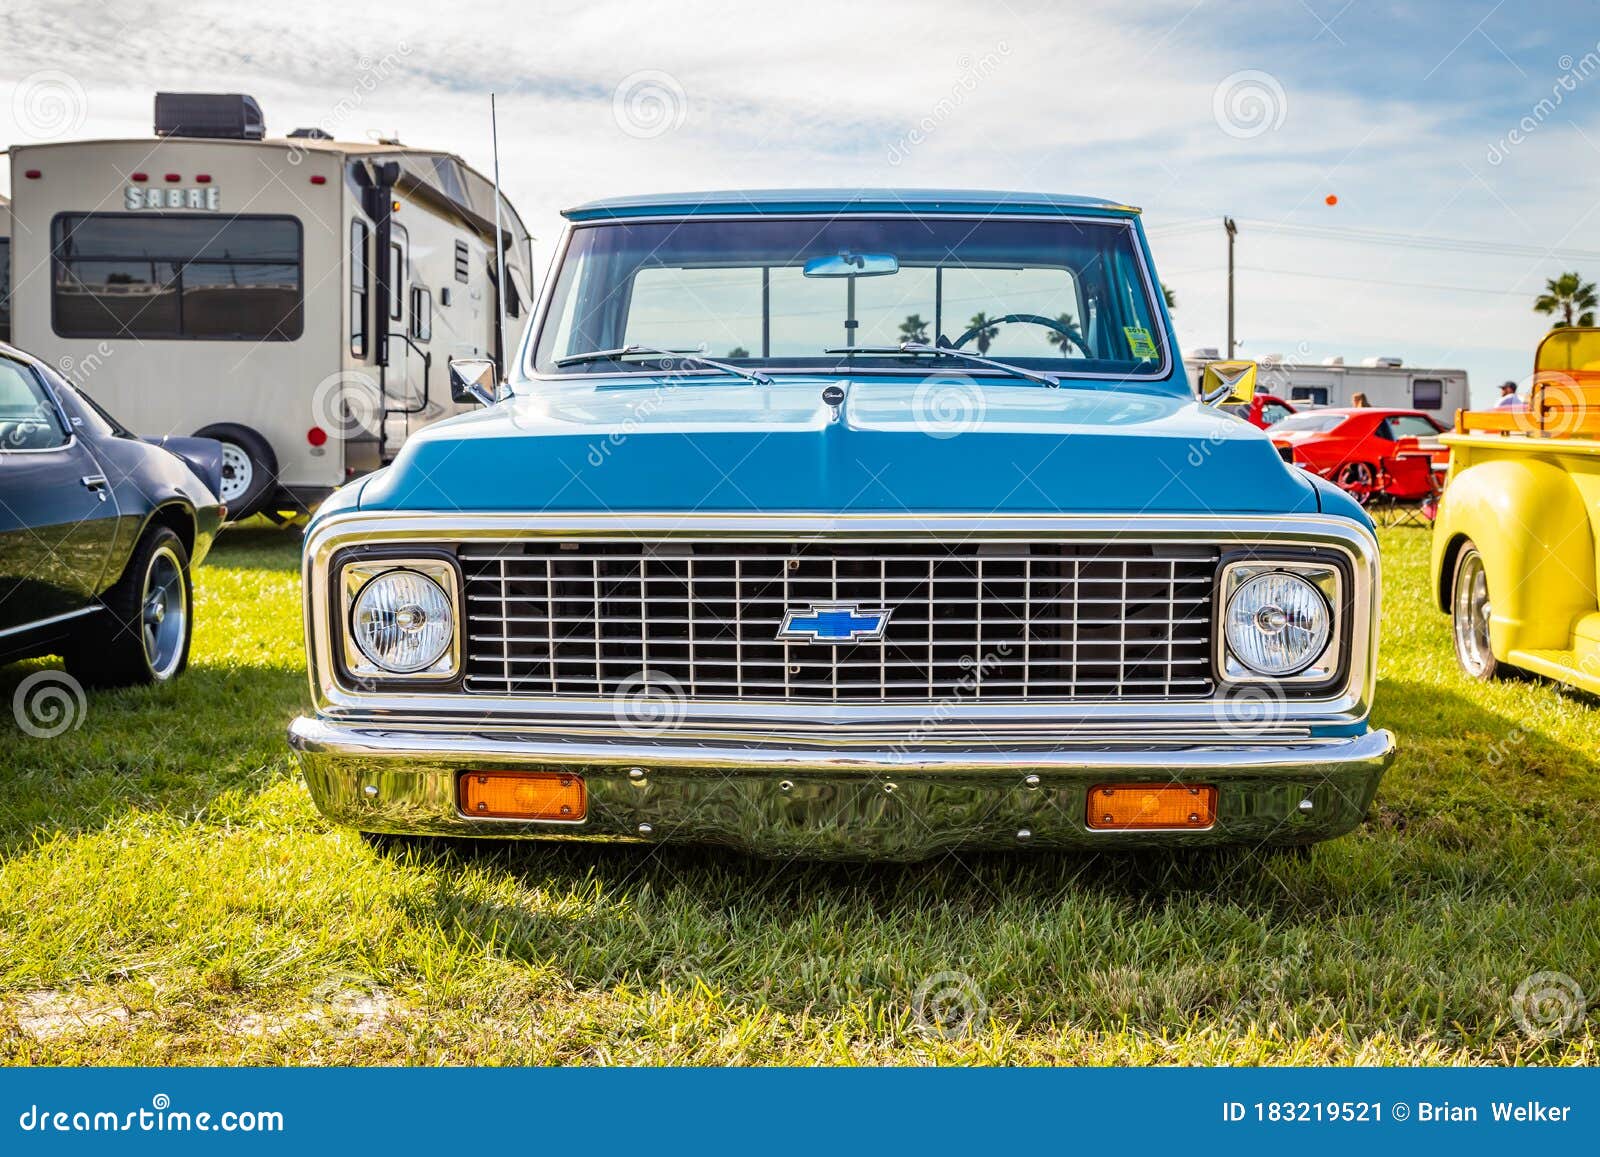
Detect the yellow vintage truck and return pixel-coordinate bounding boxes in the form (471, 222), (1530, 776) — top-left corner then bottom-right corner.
(1434, 327), (1600, 686)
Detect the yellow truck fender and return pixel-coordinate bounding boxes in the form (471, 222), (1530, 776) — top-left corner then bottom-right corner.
(1432, 455), (1596, 656)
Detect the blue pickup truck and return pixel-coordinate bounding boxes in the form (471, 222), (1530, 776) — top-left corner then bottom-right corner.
(289, 189), (1393, 859)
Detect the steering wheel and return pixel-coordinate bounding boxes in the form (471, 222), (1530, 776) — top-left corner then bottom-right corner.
(951, 313), (1092, 357)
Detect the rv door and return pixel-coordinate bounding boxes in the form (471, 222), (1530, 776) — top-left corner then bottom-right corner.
(380, 225), (427, 453)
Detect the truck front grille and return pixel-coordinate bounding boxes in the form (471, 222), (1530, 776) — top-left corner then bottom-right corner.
(457, 539), (1218, 703)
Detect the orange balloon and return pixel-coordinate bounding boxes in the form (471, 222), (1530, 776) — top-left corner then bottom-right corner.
(1325, 194), (1339, 206)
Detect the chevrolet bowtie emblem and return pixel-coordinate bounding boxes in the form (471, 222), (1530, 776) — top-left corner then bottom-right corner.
(777, 603), (893, 643)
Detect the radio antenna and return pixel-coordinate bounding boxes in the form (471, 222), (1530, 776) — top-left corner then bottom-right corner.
(491, 92), (509, 380)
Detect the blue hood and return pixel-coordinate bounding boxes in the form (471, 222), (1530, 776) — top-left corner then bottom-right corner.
(356, 377), (1320, 515)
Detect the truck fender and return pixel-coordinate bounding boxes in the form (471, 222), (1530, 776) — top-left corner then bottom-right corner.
(1432, 456), (1595, 654)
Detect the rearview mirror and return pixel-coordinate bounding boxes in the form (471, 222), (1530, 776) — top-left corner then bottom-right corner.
(449, 357), (499, 406)
(803, 252), (899, 278)
(1200, 360), (1258, 406)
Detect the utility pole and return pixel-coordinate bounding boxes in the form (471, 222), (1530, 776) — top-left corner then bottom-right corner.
(1224, 217), (1237, 359)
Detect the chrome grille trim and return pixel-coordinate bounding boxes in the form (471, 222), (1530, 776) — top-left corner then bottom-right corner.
(302, 512), (1380, 734)
(456, 539), (1220, 703)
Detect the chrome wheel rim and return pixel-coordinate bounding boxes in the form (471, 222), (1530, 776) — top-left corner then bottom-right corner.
(218, 443), (253, 503)
(1452, 549), (1493, 677)
(142, 545), (187, 679)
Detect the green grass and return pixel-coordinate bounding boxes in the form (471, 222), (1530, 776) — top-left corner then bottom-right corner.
(0, 526), (1596, 1064)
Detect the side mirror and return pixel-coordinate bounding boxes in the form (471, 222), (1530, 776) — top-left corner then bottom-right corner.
(449, 357), (499, 406)
(1200, 360), (1258, 406)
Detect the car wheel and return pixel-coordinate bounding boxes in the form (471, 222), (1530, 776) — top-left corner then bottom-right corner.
(1336, 461), (1377, 505)
(193, 422), (277, 519)
(66, 526), (193, 687)
(1451, 541), (1504, 680)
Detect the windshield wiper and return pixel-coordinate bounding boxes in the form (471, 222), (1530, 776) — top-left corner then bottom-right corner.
(826, 342), (1059, 388)
(556, 344), (772, 385)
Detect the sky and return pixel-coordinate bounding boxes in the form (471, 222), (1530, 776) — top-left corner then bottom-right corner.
(3, 0), (1599, 404)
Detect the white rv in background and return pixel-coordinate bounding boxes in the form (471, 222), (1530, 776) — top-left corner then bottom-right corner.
(1185, 351), (1470, 420)
(6, 93), (536, 520)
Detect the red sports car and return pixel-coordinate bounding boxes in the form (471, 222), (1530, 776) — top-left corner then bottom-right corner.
(1219, 392), (1296, 429)
(1270, 407), (1447, 501)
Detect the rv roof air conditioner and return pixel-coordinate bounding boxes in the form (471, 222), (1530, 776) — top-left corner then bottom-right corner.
(288, 127), (334, 140)
(1361, 356), (1404, 368)
(154, 93), (266, 141)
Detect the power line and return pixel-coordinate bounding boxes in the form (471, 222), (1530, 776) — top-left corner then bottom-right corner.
(1148, 215), (1600, 264)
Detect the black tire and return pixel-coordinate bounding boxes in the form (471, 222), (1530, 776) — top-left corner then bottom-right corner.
(193, 422), (277, 520)
(1451, 541), (1511, 680)
(66, 526), (193, 687)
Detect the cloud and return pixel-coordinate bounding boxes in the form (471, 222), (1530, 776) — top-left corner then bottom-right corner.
(2, 0), (1595, 399)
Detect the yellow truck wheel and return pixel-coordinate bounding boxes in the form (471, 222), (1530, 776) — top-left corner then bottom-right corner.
(1451, 541), (1508, 679)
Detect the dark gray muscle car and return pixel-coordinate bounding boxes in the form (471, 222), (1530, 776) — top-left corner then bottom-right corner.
(0, 342), (225, 685)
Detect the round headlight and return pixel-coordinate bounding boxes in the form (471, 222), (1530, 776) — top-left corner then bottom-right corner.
(351, 569), (454, 673)
(1224, 571), (1331, 676)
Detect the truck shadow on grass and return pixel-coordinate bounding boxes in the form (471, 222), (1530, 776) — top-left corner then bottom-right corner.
(369, 679), (1599, 1036)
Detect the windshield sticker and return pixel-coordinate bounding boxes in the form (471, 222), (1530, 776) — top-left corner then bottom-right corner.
(1123, 327), (1159, 361)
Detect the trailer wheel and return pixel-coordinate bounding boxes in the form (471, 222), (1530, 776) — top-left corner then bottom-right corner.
(193, 423), (277, 519)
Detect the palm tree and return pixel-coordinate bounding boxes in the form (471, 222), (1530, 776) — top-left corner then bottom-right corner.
(967, 312), (1000, 355)
(1162, 283), (1177, 311)
(1535, 272), (1598, 328)
(898, 314), (929, 344)
(1045, 312), (1084, 354)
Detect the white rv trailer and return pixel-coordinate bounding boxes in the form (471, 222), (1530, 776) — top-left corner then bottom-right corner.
(1184, 351), (1470, 420)
(6, 93), (536, 519)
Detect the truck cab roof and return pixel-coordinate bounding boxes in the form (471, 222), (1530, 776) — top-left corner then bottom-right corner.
(563, 188), (1143, 221)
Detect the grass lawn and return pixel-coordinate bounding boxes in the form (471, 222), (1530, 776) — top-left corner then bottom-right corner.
(1, 525), (1596, 1065)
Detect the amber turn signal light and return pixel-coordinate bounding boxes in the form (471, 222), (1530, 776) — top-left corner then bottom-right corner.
(460, 771), (586, 821)
(1087, 783), (1216, 830)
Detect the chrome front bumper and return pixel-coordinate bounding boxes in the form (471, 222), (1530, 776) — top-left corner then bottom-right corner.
(288, 717), (1395, 860)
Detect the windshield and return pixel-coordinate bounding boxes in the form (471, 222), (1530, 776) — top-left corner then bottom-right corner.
(531, 217), (1167, 381)
(1271, 412), (1346, 434)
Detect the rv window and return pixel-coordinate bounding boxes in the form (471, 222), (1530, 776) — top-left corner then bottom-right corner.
(507, 266), (530, 319)
(1412, 377), (1443, 409)
(431, 158), (469, 207)
(1291, 386), (1329, 406)
(350, 220), (369, 358)
(0, 238), (10, 343)
(410, 286), (432, 342)
(389, 242), (404, 322)
(50, 214), (302, 341)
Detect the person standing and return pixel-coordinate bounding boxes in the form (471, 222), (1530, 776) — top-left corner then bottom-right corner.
(1496, 380), (1526, 409)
